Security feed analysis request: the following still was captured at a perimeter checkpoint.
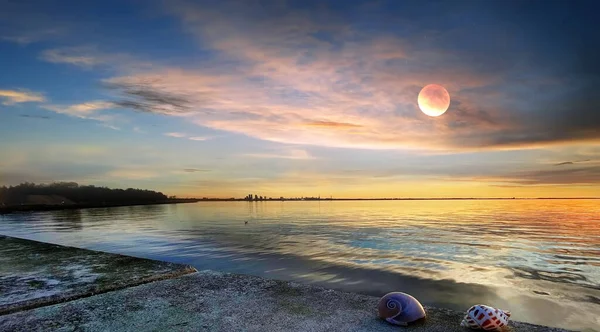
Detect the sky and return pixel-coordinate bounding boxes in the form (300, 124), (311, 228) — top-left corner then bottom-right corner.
(1, 0), (599, 198)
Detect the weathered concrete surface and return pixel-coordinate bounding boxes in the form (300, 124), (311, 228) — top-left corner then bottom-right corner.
(0, 271), (570, 332)
(0, 235), (196, 315)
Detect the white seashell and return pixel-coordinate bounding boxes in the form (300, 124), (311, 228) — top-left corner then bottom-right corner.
(460, 304), (511, 330)
(377, 292), (426, 326)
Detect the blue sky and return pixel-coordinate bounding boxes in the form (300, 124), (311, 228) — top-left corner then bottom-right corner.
(1, 0), (599, 198)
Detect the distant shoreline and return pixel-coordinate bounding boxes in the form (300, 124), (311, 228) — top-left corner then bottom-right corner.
(0, 199), (200, 214)
(189, 197), (600, 201)
(2, 197), (597, 214)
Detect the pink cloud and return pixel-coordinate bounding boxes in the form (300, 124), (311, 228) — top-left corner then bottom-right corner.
(164, 132), (187, 138)
(243, 149), (316, 160)
(103, 1), (599, 152)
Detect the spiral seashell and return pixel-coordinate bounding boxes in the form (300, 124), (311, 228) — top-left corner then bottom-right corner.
(377, 292), (426, 326)
(460, 304), (511, 330)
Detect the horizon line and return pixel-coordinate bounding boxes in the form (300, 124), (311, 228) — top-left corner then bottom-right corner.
(183, 197), (600, 201)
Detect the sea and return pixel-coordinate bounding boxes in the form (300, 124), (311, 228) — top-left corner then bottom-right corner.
(1, 199), (599, 331)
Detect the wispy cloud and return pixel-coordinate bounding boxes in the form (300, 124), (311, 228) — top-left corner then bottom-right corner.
(183, 168), (209, 173)
(40, 101), (121, 127)
(499, 166), (600, 186)
(0, 89), (45, 105)
(100, 124), (120, 131)
(3, 35), (41, 45)
(433, 158), (600, 186)
(164, 132), (212, 141)
(19, 114), (51, 120)
(2, 28), (63, 45)
(42, 101), (115, 119)
(554, 161), (573, 166)
(303, 121), (363, 129)
(41, 47), (101, 67)
(243, 149), (316, 160)
(96, 2), (595, 152)
(554, 159), (591, 166)
(40, 46), (152, 71)
(105, 77), (193, 115)
(164, 132), (187, 138)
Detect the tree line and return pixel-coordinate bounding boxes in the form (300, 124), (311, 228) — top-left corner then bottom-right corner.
(0, 182), (168, 206)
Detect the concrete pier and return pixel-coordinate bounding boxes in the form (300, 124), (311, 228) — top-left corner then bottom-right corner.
(0, 235), (196, 315)
(0, 236), (569, 332)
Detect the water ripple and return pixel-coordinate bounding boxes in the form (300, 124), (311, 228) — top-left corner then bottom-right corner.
(1, 199), (599, 330)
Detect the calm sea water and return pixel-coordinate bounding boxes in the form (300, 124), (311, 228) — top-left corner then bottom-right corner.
(1, 200), (599, 330)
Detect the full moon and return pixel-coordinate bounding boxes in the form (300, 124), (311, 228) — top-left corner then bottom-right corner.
(418, 84), (450, 117)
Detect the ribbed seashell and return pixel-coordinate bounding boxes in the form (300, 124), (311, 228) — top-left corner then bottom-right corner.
(377, 292), (426, 326)
(460, 304), (511, 330)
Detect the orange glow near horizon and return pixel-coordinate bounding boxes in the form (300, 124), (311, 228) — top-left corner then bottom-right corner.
(1, 1), (599, 200)
(168, 180), (600, 199)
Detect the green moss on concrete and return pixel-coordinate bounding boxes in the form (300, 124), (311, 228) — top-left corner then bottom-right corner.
(26, 280), (46, 289)
(0, 235), (196, 315)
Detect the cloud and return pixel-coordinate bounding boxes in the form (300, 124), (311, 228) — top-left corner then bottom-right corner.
(41, 101), (115, 121)
(430, 158), (600, 186)
(133, 126), (145, 133)
(98, 1), (600, 152)
(554, 160), (591, 166)
(243, 149), (315, 160)
(2, 28), (63, 45)
(188, 136), (210, 141)
(164, 132), (187, 138)
(55, 101), (114, 115)
(555, 161), (574, 166)
(0, 90), (45, 105)
(40, 46), (152, 71)
(3, 35), (42, 45)
(303, 121), (363, 129)
(163, 132), (212, 141)
(19, 114), (51, 120)
(40, 101), (123, 128)
(500, 166), (600, 186)
(100, 124), (120, 131)
(183, 168), (209, 173)
(41, 47), (101, 67)
(105, 78), (193, 115)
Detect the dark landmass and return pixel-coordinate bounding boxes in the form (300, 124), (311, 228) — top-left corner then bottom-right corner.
(0, 182), (167, 205)
(0, 182), (198, 214)
(0, 199), (199, 214)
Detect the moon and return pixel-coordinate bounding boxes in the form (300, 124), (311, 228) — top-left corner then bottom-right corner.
(418, 84), (450, 117)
